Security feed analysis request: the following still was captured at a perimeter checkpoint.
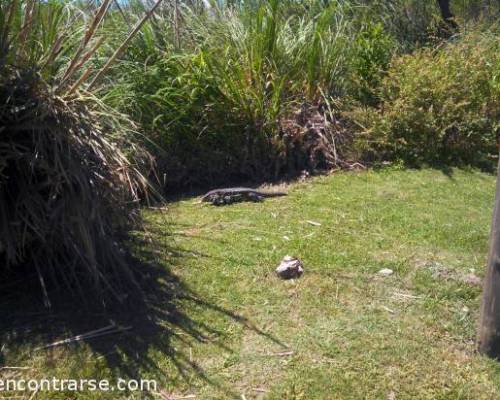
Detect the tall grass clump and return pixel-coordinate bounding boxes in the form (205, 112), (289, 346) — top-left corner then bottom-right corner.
(0, 0), (155, 303)
(352, 30), (500, 168)
(107, 0), (361, 188)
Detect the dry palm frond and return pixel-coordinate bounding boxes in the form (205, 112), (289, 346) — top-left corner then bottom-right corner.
(87, 0), (164, 90)
(61, 0), (112, 84)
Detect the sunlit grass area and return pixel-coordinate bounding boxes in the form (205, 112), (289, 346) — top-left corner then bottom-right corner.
(2, 168), (500, 399)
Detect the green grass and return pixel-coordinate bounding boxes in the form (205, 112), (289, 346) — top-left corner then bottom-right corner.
(3, 167), (500, 399)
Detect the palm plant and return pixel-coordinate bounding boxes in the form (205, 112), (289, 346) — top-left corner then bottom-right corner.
(0, 0), (160, 305)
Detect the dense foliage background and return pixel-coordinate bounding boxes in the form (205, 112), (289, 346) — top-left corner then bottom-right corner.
(1, 0), (499, 299)
(99, 0), (500, 188)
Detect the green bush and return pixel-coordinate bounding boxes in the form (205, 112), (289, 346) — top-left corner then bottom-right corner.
(355, 31), (500, 168)
(349, 21), (396, 105)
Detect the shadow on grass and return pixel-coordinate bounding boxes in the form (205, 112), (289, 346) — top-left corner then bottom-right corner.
(0, 222), (287, 398)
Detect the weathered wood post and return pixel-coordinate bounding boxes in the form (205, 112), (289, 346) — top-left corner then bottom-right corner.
(436, 0), (459, 34)
(478, 158), (500, 358)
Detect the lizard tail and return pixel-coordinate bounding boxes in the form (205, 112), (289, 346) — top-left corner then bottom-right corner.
(263, 192), (287, 197)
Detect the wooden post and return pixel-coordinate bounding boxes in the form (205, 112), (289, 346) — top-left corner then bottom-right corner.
(436, 0), (459, 32)
(478, 158), (500, 358)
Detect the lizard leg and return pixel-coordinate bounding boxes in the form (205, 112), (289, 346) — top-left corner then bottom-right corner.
(248, 193), (264, 202)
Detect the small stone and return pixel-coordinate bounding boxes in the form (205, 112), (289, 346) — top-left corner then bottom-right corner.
(276, 256), (304, 279)
(378, 268), (394, 276)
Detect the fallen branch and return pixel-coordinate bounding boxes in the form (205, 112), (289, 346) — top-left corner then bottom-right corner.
(306, 220), (321, 226)
(267, 350), (294, 357)
(392, 292), (422, 300)
(35, 323), (131, 351)
(157, 393), (196, 400)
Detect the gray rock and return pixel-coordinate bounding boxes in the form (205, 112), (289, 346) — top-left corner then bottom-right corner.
(276, 256), (304, 279)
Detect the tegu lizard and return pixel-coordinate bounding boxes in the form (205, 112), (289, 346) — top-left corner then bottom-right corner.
(201, 187), (287, 206)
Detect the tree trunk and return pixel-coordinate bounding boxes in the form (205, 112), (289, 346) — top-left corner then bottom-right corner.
(436, 0), (459, 30)
(478, 159), (500, 358)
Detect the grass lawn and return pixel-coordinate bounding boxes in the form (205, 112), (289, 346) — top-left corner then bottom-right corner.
(2, 168), (500, 399)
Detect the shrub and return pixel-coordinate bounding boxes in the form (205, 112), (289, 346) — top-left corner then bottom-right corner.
(354, 31), (500, 168)
(348, 21), (396, 105)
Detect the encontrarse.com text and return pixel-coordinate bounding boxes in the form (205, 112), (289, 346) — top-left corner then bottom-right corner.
(0, 378), (157, 392)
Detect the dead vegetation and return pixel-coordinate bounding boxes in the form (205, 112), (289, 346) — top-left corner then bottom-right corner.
(275, 100), (362, 178)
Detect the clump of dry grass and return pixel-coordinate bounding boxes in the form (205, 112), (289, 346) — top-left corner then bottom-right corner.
(0, 0), (160, 304)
